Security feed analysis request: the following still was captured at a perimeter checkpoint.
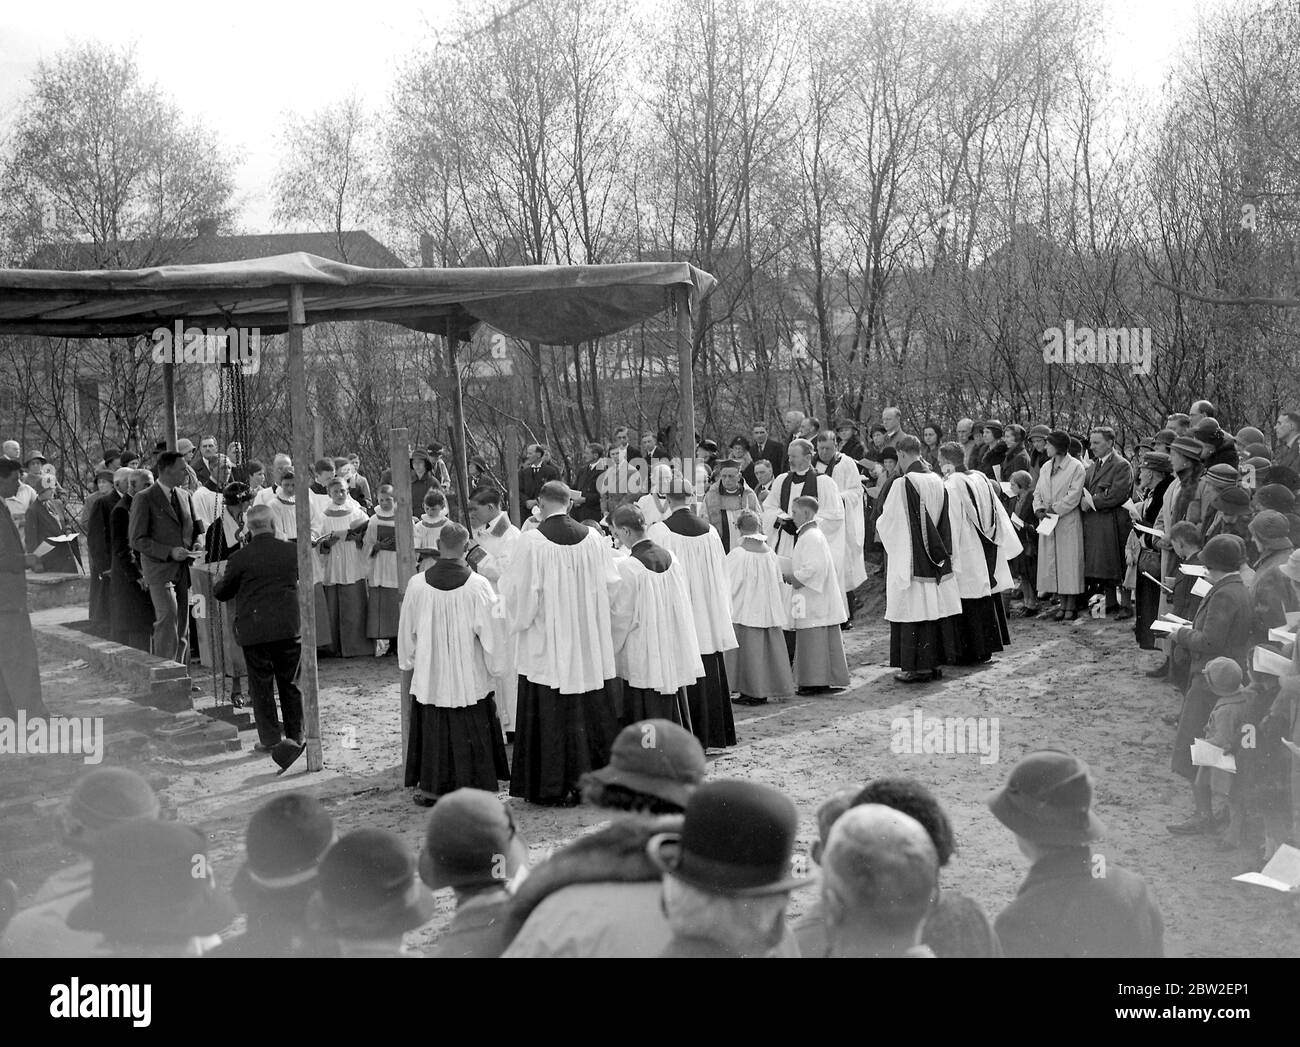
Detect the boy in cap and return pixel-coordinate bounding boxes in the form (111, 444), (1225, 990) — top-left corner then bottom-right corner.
(209, 792), (337, 957)
(1187, 658), (1251, 851)
(418, 788), (529, 958)
(306, 828), (435, 957)
(1, 767), (160, 957)
(988, 750), (1163, 957)
(66, 820), (235, 957)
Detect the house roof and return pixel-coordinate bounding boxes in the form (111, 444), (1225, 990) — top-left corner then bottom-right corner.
(0, 252), (716, 344)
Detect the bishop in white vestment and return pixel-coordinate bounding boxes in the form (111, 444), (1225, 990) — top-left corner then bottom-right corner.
(764, 439), (845, 567)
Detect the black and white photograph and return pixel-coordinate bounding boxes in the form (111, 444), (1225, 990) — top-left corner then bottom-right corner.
(0, 0), (1296, 1012)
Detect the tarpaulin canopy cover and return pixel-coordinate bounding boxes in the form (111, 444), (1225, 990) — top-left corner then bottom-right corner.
(0, 252), (717, 343)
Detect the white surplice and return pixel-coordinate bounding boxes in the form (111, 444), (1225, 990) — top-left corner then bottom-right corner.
(610, 551), (705, 693)
(816, 455), (868, 590)
(763, 472), (845, 567)
(499, 523), (620, 693)
(413, 513), (451, 572)
(362, 510), (399, 589)
(646, 518), (738, 655)
(473, 510), (523, 730)
(192, 485), (222, 528)
(318, 505), (371, 585)
(266, 494), (327, 584)
(636, 492), (672, 527)
(944, 472), (1023, 599)
(789, 523), (849, 628)
(726, 535), (793, 629)
(397, 570), (504, 707)
(878, 469), (963, 623)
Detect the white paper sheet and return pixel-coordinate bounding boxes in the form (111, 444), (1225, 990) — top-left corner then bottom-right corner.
(1010, 512), (1024, 529)
(1231, 844), (1300, 891)
(1191, 737), (1237, 772)
(1179, 563), (1209, 577)
(1191, 577), (1213, 598)
(1132, 523), (1163, 538)
(1252, 645), (1298, 677)
(1037, 513), (1059, 536)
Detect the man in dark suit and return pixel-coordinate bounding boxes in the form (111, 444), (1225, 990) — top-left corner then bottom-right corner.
(212, 505), (303, 754)
(81, 469), (121, 633)
(988, 750), (1164, 957)
(518, 443), (561, 514)
(1082, 427), (1134, 617)
(128, 450), (204, 663)
(109, 469), (155, 652)
(0, 458), (48, 718)
(750, 423), (786, 478)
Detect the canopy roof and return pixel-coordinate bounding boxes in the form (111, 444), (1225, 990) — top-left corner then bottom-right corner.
(0, 252), (716, 343)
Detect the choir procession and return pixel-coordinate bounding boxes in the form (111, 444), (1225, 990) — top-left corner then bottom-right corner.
(2, 0), (1300, 1001)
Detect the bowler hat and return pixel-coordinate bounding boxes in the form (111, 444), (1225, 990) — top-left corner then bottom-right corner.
(1028, 424), (1051, 439)
(1170, 436), (1205, 459)
(1193, 417), (1223, 442)
(1201, 534), (1247, 572)
(418, 788), (524, 891)
(232, 793), (335, 908)
(67, 821), (236, 944)
(987, 750), (1105, 846)
(1213, 486), (1251, 513)
(1140, 452), (1173, 475)
(584, 719), (706, 810)
(647, 780), (813, 896)
(1202, 657), (1244, 697)
(306, 828), (435, 940)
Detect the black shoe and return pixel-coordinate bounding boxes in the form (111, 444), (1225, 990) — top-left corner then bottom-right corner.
(412, 792), (437, 808)
(733, 695), (768, 706)
(840, 620), (853, 631)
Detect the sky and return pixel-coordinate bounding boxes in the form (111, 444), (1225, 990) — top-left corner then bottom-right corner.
(0, 0), (1209, 236)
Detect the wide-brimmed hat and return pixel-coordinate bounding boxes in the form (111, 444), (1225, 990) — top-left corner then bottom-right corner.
(1280, 548), (1300, 584)
(1256, 484), (1297, 513)
(1213, 486), (1251, 514)
(584, 719), (706, 811)
(647, 780), (813, 896)
(1140, 452), (1173, 475)
(1202, 657), (1244, 697)
(231, 793), (335, 909)
(418, 788), (524, 891)
(987, 750), (1105, 846)
(1202, 534), (1247, 572)
(1170, 436), (1205, 459)
(66, 821), (236, 944)
(1249, 510), (1291, 546)
(306, 828), (435, 940)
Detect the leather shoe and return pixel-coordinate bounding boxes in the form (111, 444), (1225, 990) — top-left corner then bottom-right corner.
(733, 695), (768, 706)
(1166, 814), (1214, 835)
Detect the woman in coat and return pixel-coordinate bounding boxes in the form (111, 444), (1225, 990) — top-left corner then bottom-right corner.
(1033, 430), (1086, 620)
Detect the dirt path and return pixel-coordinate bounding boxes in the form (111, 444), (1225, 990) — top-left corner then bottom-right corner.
(9, 591), (1300, 957)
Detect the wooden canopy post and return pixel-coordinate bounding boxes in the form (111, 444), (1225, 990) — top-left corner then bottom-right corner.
(447, 317), (471, 525)
(675, 283), (696, 475)
(162, 362), (178, 449)
(286, 285), (323, 772)
(390, 426), (415, 772)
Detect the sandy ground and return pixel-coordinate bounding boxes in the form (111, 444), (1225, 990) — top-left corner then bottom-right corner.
(8, 585), (1300, 957)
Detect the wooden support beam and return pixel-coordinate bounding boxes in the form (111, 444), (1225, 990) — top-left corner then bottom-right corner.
(286, 285), (322, 772)
(676, 283), (696, 475)
(447, 318), (471, 525)
(390, 426), (415, 772)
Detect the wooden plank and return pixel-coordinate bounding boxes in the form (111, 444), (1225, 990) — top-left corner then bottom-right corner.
(286, 285), (322, 772)
(390, 427), (415, 772)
